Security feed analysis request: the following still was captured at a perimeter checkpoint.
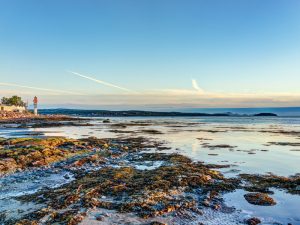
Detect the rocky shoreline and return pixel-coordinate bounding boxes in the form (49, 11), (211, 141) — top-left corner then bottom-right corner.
(0, 115), (300, 224)
(0, 112), (92, 129)
(0, 111), (86, 121)
(0, 111), (35, 120)
(0, 135), (299, 225)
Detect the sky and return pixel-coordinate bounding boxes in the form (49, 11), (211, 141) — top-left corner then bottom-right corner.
(0, 0), (300, 109)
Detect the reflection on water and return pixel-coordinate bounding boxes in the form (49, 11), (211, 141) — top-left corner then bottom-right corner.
(1, 117), (300, 176)
(1, 116), (300, 224)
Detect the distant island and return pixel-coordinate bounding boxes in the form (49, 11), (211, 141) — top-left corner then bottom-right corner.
(37, 109), (278, 117)
(253, 113), (277, 117)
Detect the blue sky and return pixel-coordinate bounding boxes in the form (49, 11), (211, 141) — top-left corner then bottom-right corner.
(1, 0), (300, 109)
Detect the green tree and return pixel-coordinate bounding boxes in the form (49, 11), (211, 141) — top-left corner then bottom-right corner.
(1, 96), (26, 107)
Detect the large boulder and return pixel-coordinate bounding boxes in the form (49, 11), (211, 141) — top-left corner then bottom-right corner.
(244, 192), (276, 206)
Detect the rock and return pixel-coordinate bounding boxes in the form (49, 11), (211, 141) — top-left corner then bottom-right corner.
(244, 193), (276, 206)
(213, 204), (221, 210)
(31, 160), (46, 167)
(15, 219), (38, 225)
(202, 175), (212, 182)
(103, 143), (109, 148)
(246, 217), (261, 225)
(0, 158), (19, 174)
(103, 119), (110, 123)
(150, 222), (167, 225)
(64, 174), (70, 179)
(41, 148), (52, 157)
(240, 173), (300, 194)
(73, 154), (105, 167)
(68, 213), (85, 225)
(95, 215), (104, 221)
(28, 151), (43, 160)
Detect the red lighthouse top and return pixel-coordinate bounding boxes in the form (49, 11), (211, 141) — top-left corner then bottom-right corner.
(33, 96), (38, 104)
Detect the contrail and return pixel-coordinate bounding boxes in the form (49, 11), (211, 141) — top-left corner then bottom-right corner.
(68, 71), (137, 93)
(192, 79), (205, 93)
(0, 82), (79, 95)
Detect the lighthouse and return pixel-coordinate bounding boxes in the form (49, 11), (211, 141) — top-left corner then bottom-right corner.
(33, 96), (38, 115)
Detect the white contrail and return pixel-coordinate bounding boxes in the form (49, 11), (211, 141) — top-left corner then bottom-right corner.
(0, 82), (79, 95)
(192, 79), (205, 93)
(68, 70), (137, 94)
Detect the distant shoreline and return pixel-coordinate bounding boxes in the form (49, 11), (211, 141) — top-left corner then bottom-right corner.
(36, 109), (278, 117)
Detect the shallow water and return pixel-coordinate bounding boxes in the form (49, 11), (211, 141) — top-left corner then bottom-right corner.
(224, 189), (300, 224)
(7, 116), (299, 176)
(1, 116), (300, 224)
(0, 169), (74, 199)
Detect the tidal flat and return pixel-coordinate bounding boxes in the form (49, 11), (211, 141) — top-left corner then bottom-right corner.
(0, 116), (300, 225)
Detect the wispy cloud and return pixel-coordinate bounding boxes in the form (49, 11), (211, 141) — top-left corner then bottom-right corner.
(40, 91), (300, 109)
(4, 77), (300, 108)
(0, 82), (79, 95)
(192, 79), (205, 94)
(67, 71), (138, 94)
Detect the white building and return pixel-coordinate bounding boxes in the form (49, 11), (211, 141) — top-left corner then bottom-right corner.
(0, 104), (26, 113)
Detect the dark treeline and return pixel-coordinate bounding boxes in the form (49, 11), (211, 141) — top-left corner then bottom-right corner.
(37, 109), (277, 117)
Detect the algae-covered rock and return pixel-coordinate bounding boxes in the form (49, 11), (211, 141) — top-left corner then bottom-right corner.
(246, 217), (261, 225)
(244, 192), (276, 206)
(150, 221), (168, 225)
(5, 137), (241, 224)
(0, 157), (19, 174)
(73, 154), (105, 167)
(0, 137), (100, 174)
(15, 220), (38, 225)
(240, 173), (300, 195)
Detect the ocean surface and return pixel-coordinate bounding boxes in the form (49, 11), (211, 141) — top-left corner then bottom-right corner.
(1, 116), (300, 224)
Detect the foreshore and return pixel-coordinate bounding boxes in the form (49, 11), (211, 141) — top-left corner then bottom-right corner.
(0, 111), (81, 121)
(0, 111), (92, 130)
(1, 136), (299, 225)
(0, 116), (299, 224)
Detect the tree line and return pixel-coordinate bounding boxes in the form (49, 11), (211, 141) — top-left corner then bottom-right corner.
(1, 96), (26, 107)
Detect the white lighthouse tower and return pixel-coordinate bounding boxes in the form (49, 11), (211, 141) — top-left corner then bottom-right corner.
(33, 96), (38, 115)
